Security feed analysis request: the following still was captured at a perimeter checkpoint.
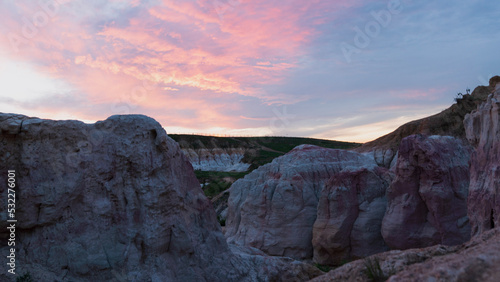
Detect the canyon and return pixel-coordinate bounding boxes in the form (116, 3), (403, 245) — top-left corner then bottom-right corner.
(0, 76), (499, 281)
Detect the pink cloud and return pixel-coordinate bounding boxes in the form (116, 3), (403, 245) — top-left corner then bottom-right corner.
(0, 0), (357, 134)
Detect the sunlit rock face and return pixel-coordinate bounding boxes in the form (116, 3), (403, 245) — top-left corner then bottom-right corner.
(225, 144), (390, 260)
(0, 113), (322, 282)
(465, 83), (500, 236)
(381, 135), (472, 250)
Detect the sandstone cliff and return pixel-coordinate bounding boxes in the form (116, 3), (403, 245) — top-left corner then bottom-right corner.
(0, 114), (321, 281)
(464, 83), (500, 236)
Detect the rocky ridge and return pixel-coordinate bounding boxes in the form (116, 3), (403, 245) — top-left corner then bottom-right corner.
(355, 76), (500, 167)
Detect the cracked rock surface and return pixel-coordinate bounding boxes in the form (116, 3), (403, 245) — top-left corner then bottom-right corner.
(0, 113), (321, 281)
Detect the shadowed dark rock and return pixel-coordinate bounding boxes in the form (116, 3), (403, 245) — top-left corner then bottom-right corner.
(381, 135), (471, 250)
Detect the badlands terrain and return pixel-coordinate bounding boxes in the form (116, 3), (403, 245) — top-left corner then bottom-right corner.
(0, 76), (499, 281)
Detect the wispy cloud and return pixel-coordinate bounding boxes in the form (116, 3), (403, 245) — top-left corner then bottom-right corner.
(0, 0), (499, 142)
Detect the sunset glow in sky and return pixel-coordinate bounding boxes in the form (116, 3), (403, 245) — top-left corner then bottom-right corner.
(0, 0), (499, 142)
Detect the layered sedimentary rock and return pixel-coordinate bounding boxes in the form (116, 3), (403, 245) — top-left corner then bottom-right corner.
(464, 83), (500, 236)
(0, 114), (321, 281)
(313, 167), (392, 265)
(225, 145), (384, 260)
(311, 228), (500, 282)
(381, 135), (471, 250)
(361, 149), (398, 168)
(182, 147), (250, 172)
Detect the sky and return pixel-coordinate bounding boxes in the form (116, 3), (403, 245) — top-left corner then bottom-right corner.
(0, 0), (499, 142)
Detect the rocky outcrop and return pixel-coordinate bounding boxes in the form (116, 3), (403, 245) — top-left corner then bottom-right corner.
(381, 135), (472, 250)
(182, 147), (250, 172)
(225, 144), (386, 260)
(387, 228), (500, 281)
(310, 228), (500, 282)
(313, 167), (392, 265)
(464, 83), (500, 236)
(0, 113), (321, 281)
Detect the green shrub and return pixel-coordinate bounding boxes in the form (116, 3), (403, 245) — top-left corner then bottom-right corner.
(217, 215), (226, 226)
(364, 257), (386, 282)
(204, 181), (231, 198)
(313, 263), (333, 272)
(16, 272), (33, 282)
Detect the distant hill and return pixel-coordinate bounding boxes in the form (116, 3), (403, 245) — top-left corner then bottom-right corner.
(169, 75), (500, 194)
(169, 135), (360, 198)
(355, 75), (500, 167)
(169, 135), (360, 170)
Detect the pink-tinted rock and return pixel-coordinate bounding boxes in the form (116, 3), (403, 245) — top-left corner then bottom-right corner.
(381, 135), (472, 250)
(313, 167), (392, 265)
(226, 144), (381, 260)
(464, 84), (500, 236)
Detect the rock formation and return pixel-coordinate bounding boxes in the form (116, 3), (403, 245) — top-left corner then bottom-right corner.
(182, 147), (250, 172)
(313, 167), (392, 265)
(311, 78), (500, 281)
(381, 135), (472, 250)
(225, 144), (386, 260)
(310, 228), (500, 282)
(464, 82), (500, 236)
(0, 113), (321, 281)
